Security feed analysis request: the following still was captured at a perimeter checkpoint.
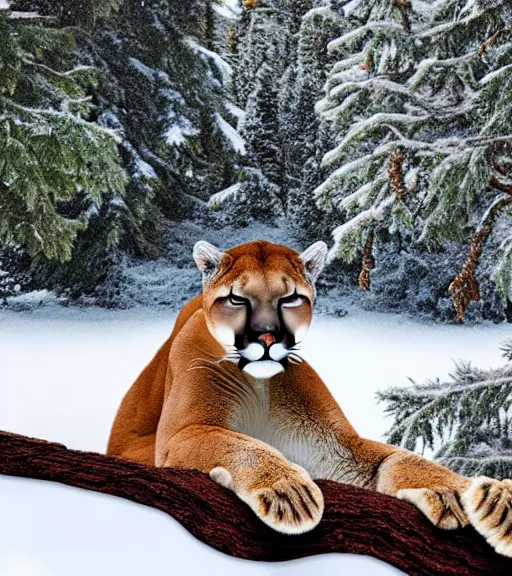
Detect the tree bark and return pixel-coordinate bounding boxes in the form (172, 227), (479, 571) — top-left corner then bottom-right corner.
(1, 431), (511, 575)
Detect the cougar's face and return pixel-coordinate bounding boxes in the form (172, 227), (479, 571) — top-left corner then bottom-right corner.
(193, 240), (328, 379)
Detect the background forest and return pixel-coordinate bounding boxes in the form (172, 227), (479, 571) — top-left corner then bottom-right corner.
(1, 0), (511, 323)
(1, 1), (512, 477)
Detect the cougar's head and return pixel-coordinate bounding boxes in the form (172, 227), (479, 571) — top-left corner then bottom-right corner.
(193, 240), (327, 379)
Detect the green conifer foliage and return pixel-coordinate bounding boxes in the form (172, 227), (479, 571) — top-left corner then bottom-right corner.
(11, 0), (121, 29)
(242, 61), (283, 193)
(379, 341), (512, 479)
(316, 0), (512, 319)
(286, 5), (346, 241)
(2, 1), (240, 297)
(0, 14), (126, 263)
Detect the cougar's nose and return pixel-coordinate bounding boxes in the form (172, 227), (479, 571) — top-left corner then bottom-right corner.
(258, 332), (276, 347)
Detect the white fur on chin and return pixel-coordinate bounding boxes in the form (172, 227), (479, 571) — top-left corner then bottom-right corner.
(243, 360), (284, 379)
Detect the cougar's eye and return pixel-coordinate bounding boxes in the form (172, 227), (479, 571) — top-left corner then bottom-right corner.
(226, 293), (247, 308)
(280, 293), (303, 308)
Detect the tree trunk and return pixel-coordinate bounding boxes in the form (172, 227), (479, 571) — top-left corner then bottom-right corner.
(1, 431), (511, 575)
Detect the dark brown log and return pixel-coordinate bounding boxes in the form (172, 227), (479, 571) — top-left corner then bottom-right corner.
(1, 430), (512, 575)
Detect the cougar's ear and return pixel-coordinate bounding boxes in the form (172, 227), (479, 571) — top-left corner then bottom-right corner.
(193, 241), (230, 279)
(300, 241), (328, 282)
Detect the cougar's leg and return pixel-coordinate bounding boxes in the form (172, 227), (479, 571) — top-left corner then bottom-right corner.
(159, 424), (324, 535)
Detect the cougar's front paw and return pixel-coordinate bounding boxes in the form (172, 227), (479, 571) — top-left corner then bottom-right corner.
(461, 476), (512, 558)
(250, 472), (324, 534)
(397, 487), (468, 530)
(211, 464), (324, 534)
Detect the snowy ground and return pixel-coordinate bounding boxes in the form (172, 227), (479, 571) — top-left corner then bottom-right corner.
(1, 304), (510, 575)
(1, 305), (509, 449)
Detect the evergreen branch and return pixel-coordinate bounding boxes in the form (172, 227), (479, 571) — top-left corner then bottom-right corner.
(0, 97), (122, 142)
(414, 6), (488, 39)
(460, 135), (512, 147)
(328, 21), (405, 53)
(398, 375), (512, 405)
(60, 96), (93, 106)
(501, 340), (512, 361)
(319, 151), (375, 177)
(22, 59), (96, 79)
(321, 104), (487, 169)
(335, 178), (388, 212)
(381, 366), (512, 458)
(322, 113), (431, 167)
(316, 90), (359, 117)
(7, 11), (56, 23)
(248, 7), (292, 17)
(480, 64), (512, 86)
(329, 52), (366, 76)
(328, 195), (395, 263)
(438, 454), (512, 478)
(326, 76), (464, 116)
(407, 52), (478, 90)
(382, 127), (512, 156)
(477, 195), (512, 231)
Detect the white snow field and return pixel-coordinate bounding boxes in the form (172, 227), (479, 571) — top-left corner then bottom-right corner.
(1, 304), (510, 576)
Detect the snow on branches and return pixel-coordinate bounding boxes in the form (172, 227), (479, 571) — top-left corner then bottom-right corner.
(0, 14), (126, 262)
(316, 0), (512, 320)
(379, 341), (512, 479)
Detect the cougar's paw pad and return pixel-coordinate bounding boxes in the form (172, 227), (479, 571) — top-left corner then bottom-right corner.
(462, 476), (512, 558)
(397, 487), (468, 530)
(245, 474), (324, 535)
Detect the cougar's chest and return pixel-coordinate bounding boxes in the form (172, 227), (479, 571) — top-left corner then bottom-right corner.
(228, 377), (329, 476)
(229, 377), (274, 444)
(228, 376), (361, 484)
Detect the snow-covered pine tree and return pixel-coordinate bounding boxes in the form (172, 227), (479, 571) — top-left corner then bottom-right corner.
(243, 60), (283, 191)
(208, 0), (293, 224)
(315, 0), (512, 320)
(234, 0), (290, 104)
(208, 57), (283, 226)
(285, 3), (346, 242)
(89, 0), (240, 207)
(3, 0), (242, 298)
(84, 0), (240, 292)
(215, 0), (343, 227)
(378, 340), (512, 480)
(0, 13), (125, 266)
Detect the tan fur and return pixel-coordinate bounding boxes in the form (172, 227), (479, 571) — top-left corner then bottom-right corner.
(108, 241), (512, 553)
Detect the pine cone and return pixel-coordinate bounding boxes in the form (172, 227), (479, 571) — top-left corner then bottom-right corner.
(394, 0), (412, 33)
(449, 197), (512, 321)
(359, 229), (375, 291)
(389, 149), (406, 203)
